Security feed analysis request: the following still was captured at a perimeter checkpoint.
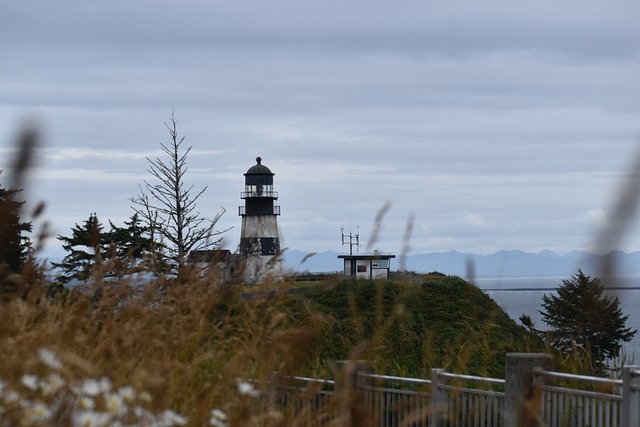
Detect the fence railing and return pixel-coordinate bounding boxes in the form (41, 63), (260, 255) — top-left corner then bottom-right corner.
(359, 372), (432, 427)
(264, 356), (640, 427)
(267, 373), (335, 423)
(430, 369), (505, 427)
(536, 368), (622, 427)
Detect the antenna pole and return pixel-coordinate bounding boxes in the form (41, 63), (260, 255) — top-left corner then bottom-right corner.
(341, 226), (360, 256)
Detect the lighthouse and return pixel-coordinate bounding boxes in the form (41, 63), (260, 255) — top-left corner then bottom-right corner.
(238, 157), (282, 284)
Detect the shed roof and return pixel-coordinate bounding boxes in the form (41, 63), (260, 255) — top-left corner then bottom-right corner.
(337, 254), (396, 260)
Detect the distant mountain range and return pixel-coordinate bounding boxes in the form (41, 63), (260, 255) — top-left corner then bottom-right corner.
(282, 249), (640, 278)
(44, 249), (640, 280)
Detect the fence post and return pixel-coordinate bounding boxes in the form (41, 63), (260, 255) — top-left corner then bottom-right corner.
(503, 353), (554, 427)
(268, 371), (281, 413)
(429, 368), (446, 427)
(333, 360), (374, 427)
(622, 365), (640, 427)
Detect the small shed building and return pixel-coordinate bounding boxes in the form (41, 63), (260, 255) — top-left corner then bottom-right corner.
(338, 253), (395, 279)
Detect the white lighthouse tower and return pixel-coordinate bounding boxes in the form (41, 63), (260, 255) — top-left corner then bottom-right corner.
(239, 157), (282, 284)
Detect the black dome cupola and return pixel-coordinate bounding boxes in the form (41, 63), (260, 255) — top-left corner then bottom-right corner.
(245, 157), (273, 177)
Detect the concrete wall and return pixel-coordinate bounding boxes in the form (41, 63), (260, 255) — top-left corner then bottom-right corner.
(241, 215), (279, 238)
(243, 255), (282, 285)
(240, 215), (282, 284)
(371, 268), (387, 279)
(354, 259), (369, 278)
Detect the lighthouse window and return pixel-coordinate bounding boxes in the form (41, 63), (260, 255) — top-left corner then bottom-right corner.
(245, 184), (274, 197)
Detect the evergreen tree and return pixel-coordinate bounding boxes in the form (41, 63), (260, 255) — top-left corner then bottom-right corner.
(53, 213), (161, 285)
(540, 270), (636, 370)
(106, 213), (156, 276)
(0, 181), (32, 275)
(52, 213), (108, 285)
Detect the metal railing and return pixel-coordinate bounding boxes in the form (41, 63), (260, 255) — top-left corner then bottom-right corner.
(241, 190), (278, 199)
(262, 364), (640, 427)
(359, 372), (431, 427)
(267, 374), (335, 422)
(431, 369), (505, 427)
(536, 368), (623, 427)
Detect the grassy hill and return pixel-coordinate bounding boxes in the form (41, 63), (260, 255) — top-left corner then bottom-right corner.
(294, 274), (541, 378)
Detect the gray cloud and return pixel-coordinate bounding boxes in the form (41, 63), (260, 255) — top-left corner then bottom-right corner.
(2, 0), (640, 261)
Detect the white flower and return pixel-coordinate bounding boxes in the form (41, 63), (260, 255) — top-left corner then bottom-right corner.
(21, 374), (41, 391)
(73, 410), (110, 427)
(25, 401), (51, 423)
(139, 390), (153, 403)
(4, 390), (20, 403)
(236, 379), (260, 397)
(105, 392), (126, 416)
(98, 377), (111, 394)
(209, 408), (228, 427)
(37, 348), (63, 370)
(40, 382), (55, 397)
(80, 377), (111, 397)
(159, 409), (188, 426)
(78, 396), (95, 410)
(117, 386), (136, 403)
(81, 379), (101, 396)
(41, 373), (65, 396)
(48, 373), (65, 389)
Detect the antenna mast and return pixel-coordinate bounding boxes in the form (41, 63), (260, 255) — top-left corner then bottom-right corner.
(341, 225), (360, 256)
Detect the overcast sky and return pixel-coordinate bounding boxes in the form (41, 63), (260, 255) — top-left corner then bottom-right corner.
(2, 1), (640, 261)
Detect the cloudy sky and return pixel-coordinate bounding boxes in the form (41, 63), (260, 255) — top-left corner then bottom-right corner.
(2, 1), (640, 261)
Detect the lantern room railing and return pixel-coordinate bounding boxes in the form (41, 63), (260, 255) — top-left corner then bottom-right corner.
(241, 190), (278, 199)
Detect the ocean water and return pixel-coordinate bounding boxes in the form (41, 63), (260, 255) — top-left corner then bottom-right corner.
(475, 276), (640, 362)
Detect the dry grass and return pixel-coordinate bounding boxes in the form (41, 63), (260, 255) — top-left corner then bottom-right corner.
(0, 273), (334, 425)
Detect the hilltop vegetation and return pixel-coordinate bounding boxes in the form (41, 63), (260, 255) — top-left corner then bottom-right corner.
(299, 275), (539, 378)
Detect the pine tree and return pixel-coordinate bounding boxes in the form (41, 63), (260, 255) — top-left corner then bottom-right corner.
(106, 213), (156, 276)
(53, 213), (162, 286)
(52, 213), (108, 286)
(0, 181), (33, 277)
(540, 270), (636, 370)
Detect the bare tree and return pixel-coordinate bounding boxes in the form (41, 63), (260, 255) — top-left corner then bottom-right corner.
(131, 113), (229, 268)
